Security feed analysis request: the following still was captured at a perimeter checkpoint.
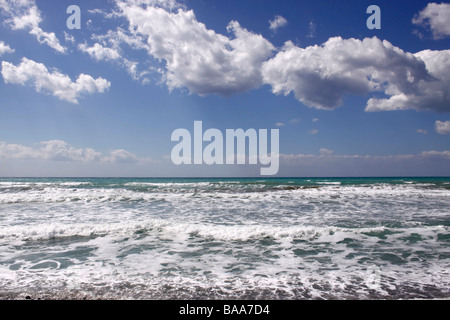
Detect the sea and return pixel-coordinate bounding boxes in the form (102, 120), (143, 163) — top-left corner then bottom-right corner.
(0, 177), (449, 300)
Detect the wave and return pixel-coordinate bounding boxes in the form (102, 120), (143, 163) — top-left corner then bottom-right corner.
(316, 181), (342, 185)
(0, 219), (447, 242)
(0, 182), (448, 204)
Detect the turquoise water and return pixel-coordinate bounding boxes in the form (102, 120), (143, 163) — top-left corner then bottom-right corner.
(0, 177), (449, 299)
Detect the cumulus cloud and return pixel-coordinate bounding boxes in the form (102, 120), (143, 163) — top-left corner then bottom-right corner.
(0, 141), (35, 160)
(1, 58), (111, 103)
(0, 0), (66, 53)
(105, 0), (275, 95)
(0, 140), (147, 163)
(269, 15), (287, 31)
(0, 41), (14, 56)
(262, 37), (450, 112)
(39, 140), (103, 162)
(369, 49), (450, 113)
(413, 3), (450, 39)
(275, 122), (285, 127)
(436, 120), (450, 134)
(85, 1), (450, 114)
(78, 42), (122, 61)
(0, 140), (101, 162)
(78, 40), (148, 82)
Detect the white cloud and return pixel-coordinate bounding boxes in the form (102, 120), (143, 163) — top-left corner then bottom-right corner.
(280, 150), (450, 164)
(436, 120), (450, 134)
(0, 141), (36, 160)
(0, 140), (101, 162)
(319, 148), (333, 156)
(269, 15), (287, 31)
(82, 1), (450, 114)
(119, 0), (183, 11)
(88, 8), (115, 18)
(78, 43), (122, 61)
(275, 122), (285, 127)
(0, 41), (14, 56)
(103, 149), (139, 163)
(368, 49), (450, 112)
(312, 118), (319, 122)
(78, 40), (149, 82)
(413, 3), (450, 39)
(0, 140), (146, 163)
(278, 150), (450, 176)
(309, 129), (319, 135)
(289, 118), (301, 123)
(0, 0), (66, 53)
(64, 31), (76, 44)
(88, 8), (104, 15)
(93, 28), (150, 52)
(262, 37), (450, 112)
(417, 129), (428, 135)
(307, 21), (317, 38)
(420, 150), (450, 158)
(39, 140), (103, 162)
(1, 58), (111, 103)
(110, 0), (275, 95)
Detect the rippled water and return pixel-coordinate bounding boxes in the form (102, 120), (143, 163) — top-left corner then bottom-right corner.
(0, 177), (449, 299)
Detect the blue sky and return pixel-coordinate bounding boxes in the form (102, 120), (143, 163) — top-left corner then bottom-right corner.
(0, 0), (449, 177)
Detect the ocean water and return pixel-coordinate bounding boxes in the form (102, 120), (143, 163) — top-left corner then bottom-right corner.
(0, 177), (449, 300)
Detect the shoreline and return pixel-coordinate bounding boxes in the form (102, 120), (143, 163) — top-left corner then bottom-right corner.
(1, 285), (449, 300)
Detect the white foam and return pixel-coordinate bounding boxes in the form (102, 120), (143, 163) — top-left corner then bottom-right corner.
(59, 182), (92, 186)
(1, 182), (448, 205)
(316, 181), (342, 185)
(0, 179), (449, 299)
(2, 216), (445, 243)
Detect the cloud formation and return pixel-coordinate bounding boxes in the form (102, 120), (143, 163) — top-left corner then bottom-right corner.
(269, 15), (288, 31)
(279, 149), (450, 176)
(96, 0), (276, 96)
(78, 38), (148, 83)
(413, 3), (450, 39)
(78, 43), (122, 61)
(0, 41), (14, 56)
(262, 37), (450, 112)
(436, 120), (450, 135)
(1, 58), (111, 103)
(0, 0), (66, 53)
(0, 140), (145, 163)
(83, 1), (450, 114)
(306, 21), (317, 38)
(417, 129), (428, 135)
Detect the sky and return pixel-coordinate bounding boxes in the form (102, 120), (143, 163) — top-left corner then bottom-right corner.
(0, 0), (449, 177)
